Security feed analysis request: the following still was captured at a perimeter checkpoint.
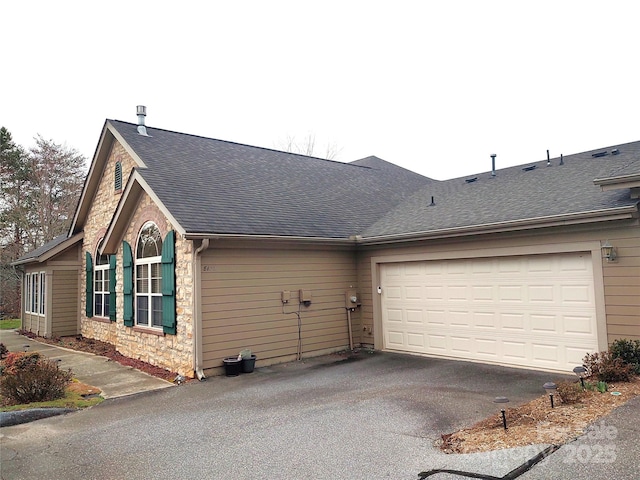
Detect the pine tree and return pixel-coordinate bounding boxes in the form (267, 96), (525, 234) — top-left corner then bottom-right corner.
(0, 128), (86, 316)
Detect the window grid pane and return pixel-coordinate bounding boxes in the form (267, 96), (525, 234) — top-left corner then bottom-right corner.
(152, 296), (162, 327)
(136, 296), (149, 326)
(104, 293), (110, 317)
(136, 264), (149, 293)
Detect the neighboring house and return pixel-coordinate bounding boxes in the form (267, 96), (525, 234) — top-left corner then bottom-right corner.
(14, 109), (640, 377)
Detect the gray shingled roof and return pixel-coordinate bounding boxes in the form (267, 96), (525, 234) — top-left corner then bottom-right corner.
(109, 121), (433, 238)
(363, 141), (640, 238)
(13, 234), (69, 264)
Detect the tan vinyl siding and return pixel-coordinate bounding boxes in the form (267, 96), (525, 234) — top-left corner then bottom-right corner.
(51, 269), (79, 337)
(601, 231), (640, 343)
(22, 312), (43, 335)
(201, 245), (358, 372)
(51, 246), (80, 263)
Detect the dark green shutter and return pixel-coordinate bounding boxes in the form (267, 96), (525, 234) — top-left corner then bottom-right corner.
(161, 230), (176, 335)
(123, 241), (134, 327)
(85, 252), (93, 318)
(109, 255), (117, 321)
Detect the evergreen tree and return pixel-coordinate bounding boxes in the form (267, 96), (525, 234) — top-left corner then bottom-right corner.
(0, 128), (86, 316)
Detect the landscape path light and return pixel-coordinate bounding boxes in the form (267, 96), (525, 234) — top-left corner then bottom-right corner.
(493, 396), (510, 430)
(543, 382), (557, 408)
(573, 366), (587, 390)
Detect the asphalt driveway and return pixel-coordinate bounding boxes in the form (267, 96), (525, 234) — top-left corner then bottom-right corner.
(1, 351), (571, 479)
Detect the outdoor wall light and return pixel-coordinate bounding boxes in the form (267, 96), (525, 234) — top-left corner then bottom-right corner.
(601, 241), (616, 262)
(573, 366), (587, 390)
(543, 382), (557, 408)
(493, 396), (510, 430)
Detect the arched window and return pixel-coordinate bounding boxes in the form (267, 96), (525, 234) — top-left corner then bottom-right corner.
(135, 222), (163, 328)
(94, 241), (111, 318)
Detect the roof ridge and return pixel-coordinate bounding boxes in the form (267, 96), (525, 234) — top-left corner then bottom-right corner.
(107, 119), (370, 169)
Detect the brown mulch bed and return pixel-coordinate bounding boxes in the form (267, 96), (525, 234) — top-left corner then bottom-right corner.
(19, 331), (179, 382)
(440, 377), (640, 453)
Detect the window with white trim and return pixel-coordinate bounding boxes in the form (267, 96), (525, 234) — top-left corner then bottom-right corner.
(94, 244), (110, 318)
(135, 222), (163, 328)
(39, 272), (45, 315)
(25, 272), (45, 315)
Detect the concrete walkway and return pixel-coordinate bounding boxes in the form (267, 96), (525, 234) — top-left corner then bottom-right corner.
(0, 329), (173, 399)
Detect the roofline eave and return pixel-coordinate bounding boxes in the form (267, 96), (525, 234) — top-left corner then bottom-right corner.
(183, 232), (356, 246)
(358, 205), (639, 246)
(11, 232), (84, 266)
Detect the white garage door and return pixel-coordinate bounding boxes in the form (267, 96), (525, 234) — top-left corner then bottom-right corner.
(381, 253), (598, 371)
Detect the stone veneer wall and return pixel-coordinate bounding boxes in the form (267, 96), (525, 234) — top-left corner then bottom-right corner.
(80, 141), (195, 377)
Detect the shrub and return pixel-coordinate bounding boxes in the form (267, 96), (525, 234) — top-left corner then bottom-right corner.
(610, 339), (640, 375)
(582, 350), (634, 382)
(0, 343), (7, 359)
(0, 352), (72, 405)
(556, 381), (584, 404)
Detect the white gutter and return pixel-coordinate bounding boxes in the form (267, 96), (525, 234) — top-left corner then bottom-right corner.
(193, 238), (210, 380)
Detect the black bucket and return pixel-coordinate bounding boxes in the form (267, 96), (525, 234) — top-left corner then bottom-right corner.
(223, 357), (242, 376)
(242, 355), (257, 373)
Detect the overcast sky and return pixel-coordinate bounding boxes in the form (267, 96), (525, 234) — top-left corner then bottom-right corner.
(3, 1), (639, 180)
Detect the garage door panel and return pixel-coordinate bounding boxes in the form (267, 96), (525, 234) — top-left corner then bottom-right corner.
(428, 334), (447, 350)
(563, 315), (596, 335)
(386, 331), (404, 347)
(471, 285), (493, 301)
(450, 311), (472, 327)
(528, 257), (553, 272)
(474, 312), (497, 329)
(446, 285), (467, 301)
(530, 314), (557, 333)
(381, 252), (598, 371)
(565, 346), (590, 365)
(385, 308), (403, 323)
(499, 285), (524, 302)
(529, 285), (555, 303)
(501, 313), (526, 331)
(406, 309), (423, 324)
(407, 333), (425, 348)
(532, 343), (560, 364)
(405, 286), (422, 299)
(498, 258), (521, 273)
(561, 285), (592, 304)
(446, 262), (466, 275)
(560, 255), (590, 272)
(503, 341), (528, 361)
(476, 338), (498, 356)
(451, 336), (472, 353)
(426, 310), (446, 325)
(425, 285), (443, 300)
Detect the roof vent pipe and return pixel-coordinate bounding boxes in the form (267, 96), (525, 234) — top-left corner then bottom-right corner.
(560, 153), (564, 165)
(430, 196), (435, 206)
(547, 150), (551, 166)
(490, 154), (496, 177)
(136, 105), (148, 136)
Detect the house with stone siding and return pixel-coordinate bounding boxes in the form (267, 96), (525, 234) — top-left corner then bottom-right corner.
(15, 108), (640, 378)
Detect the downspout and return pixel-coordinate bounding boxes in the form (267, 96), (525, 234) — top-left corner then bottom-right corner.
(193, 238), (210, 380)
(346, 308), (354, 350)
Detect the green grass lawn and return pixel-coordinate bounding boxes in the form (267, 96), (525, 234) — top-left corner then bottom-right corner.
(0, 318), (21, 330)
